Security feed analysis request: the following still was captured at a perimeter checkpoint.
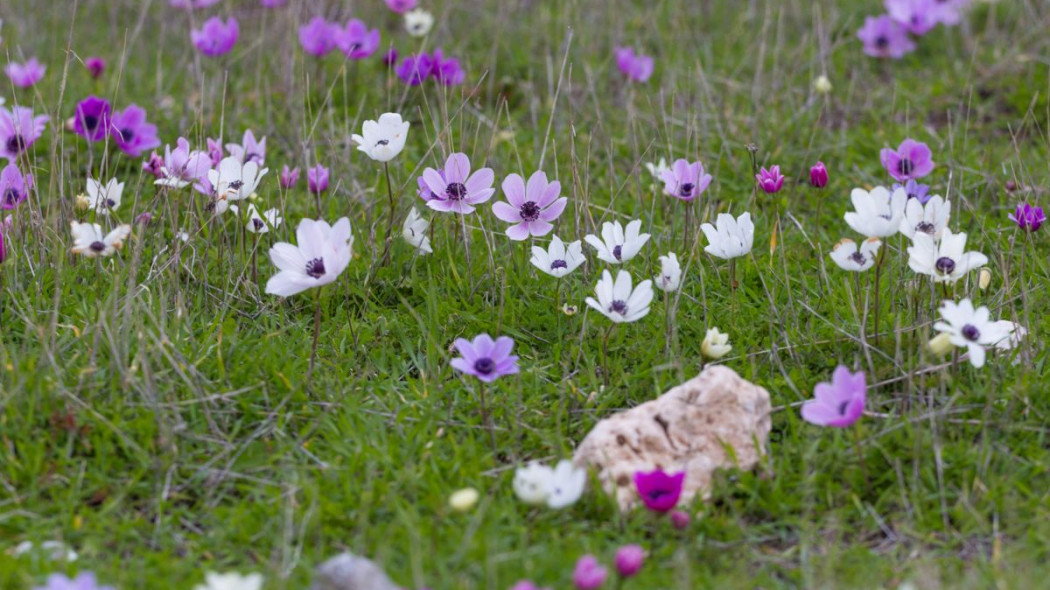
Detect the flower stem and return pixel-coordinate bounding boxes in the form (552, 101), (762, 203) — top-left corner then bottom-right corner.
(381, 162), (397, 265)
(308, 288), (323, 384)
(872, 244), (887, 346)
(850, 425), (871, 489)
(601, 323), (615, 387)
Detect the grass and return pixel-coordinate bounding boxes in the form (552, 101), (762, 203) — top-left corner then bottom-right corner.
(1, 0), (1050, 587)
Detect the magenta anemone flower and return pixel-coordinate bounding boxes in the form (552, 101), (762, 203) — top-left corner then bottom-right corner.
(670, 510), (691, 529)
(0, 106), (50, 161)
(4, 58), (46, 88)
(809, 161), (828, 188)
(450, 334), (519, 383)
(857, 15), (915, 59)
(1, 163), (32, 210)
(337, 20), (381, 60)
(280, 165), (300, 189)
(633, 469), (684, 513)
(755, 165), (785, 194)
(307, 164), (329, 195)
(430, 49), (465, 85)
(614, 545), (645, 578)
(1008, 203), (1045, 232)
(886, 0), (940, 35)
(572, 555), (608, 590)
(892, 179), (931, 204)
(299, 16), (339, 57)
(492, 171), (567, 241)
(382, 48), (399, 68)
(84, 56), (106, 79)
(143, 151), (164, 178)
(659, 158), (712, 201)
(614, 47), (654, 83)
(880, 138), (934, 182)
(800, 365), (866, 428)
(206, 138), (224, 166)
(73, 96), (111, 142)
(32, 572), (116, 590)
(385, 0), (417, 13)
(226, 130), (266, 165)
(110, 104), (160, 157)
(420, 153), (495, 214)
(191, 17), (239, 57)
(396, 53), (432, 86)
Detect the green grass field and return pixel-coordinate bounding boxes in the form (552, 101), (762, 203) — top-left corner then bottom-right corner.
(1, 0), (1049, 588)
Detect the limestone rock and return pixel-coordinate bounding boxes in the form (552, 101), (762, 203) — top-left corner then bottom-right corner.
(573, 365), (772, 511)
(311, 552), (400, 590)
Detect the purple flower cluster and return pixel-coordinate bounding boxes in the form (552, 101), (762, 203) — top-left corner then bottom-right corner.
(395, 49), (465, 86)
(298, 16), (380, 60)
(614, 47), (654, 83)
(857, 0), (971, 59)
(72, 96), (160, 157)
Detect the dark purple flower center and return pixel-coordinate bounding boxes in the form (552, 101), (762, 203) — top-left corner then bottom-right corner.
(305, 257), (326, 278)
(244, 152), (260, 164)
(376, 139), (390, 146)
(6, 134), (26, 154)
(89, 240), (106, 252)
(898, 158), (914, 176)
(875, 35), (889, 49)
(346, 42), (362, 53)
(519, 201), (540, 222)
(961, 324), (980, 342)
(916, 221), (935, 235)
(118, 128), (135, 143)
(3, 188), (20, 206)
(228, 180), (244, 191)
(473, 357), (495, 375)
(82, 115), (99, 131)
(610, 300), (628, 315)
(104, 198), (116, 209)
(679, 183), (694, 197)
(550, 259), (567, 270)
(646, 489), (671, 502)
(612, 245), (623, 261)
(446, 182), (468, 201)
(252, 218), (266, 231)
(935, 256), (955, 275)
(849, 251), (867, 265)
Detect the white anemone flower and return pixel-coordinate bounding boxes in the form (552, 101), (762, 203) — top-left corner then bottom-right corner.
(265, 218), (353, 297)
(934, 298), (1016, 368)
(85, 178), (124, 216)
(644, 158), (669, 180)
(194, 572), (264, 590)
(701, 327), (732, 360)
(844, 186), (906, 238)
(404, 9), (434, 37)
(907, 229), (988, 283)
(546, 460), (586, 509)
(402, 207), (432, 254)
(351, 113), (409, 162)
(235, 204), (282, 234)
(900, 195), (950, 240)
(700, 212), (754, 260)
(207, 156), (269, 213)
(530, 235), (584, 278)
(513, 462), (553, 505)
(829, 237), (881, 272)
(584, 219), (650, 264)
(585, 269), (653, 324)
(655, 252), (682, 291)
(69, 221), (131, 257)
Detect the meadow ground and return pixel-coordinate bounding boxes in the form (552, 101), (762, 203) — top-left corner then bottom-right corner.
(1, 0), (1049, 588)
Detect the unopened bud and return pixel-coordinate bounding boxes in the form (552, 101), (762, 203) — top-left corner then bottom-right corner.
(927, 333), (954, 356)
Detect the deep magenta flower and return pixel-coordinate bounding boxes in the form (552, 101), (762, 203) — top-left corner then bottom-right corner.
(430, 49), (465, 85)
(73, 96), (111, 142)
(85, 56), (106, 79)
(450, 334), (519, 383)
(385, 0), (417, 13)
(670, 509), (691, 529)
(143, 151), (164, 178)
(880, 138), (934, 182)
(337, 20), (381, 60)
(892, 179), (931, 204)
(299, 16), (339, 57)
(572, 556), (607, 590)
(4, 58), (46, 88)
(421, 153), (494, 214)
(280, 165), (300, 188)
(0, 106), (50, 161)
(857, 15), (915, 59)
(800, 366), (866, 428)
(755, 165), (785, 194)
(659, 158), (712, 201)
(396, 53), (432, 86)
(492, 171), (567, 240)
(206, 138), (224, 166)
(32, 572), (116, 590)
(1008, 203), (1045, 232)
(809, 161), (828, 188)
(382, 48), (399, 68)
(886, 0), (940, 35)
(0, 163), (32, 209)
(614, 545), (645, 578)
(191, 17), (239, 57)
(110, 104), (160, 157)
(307, 164), (329, 195)
(633, 469), (684, 513)
(614, 47), (654, 82)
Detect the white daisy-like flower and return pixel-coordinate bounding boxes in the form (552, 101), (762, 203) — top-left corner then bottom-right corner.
(654, 252), (682, 292)
(530, 235), (584, 278)
(900, 195), (950, 240)
(512, 462), (553, 505)
(207, 156), (269, 214)
(351, 113), (409, 163)
(585, 269), (653, 324)
(933, 298), (1016, 368)
(404, 9), (434, 37)
(194, 571), (264, 590)
(829, 237), (881, 272)
(844, 186), (906, 238)
(644, 158), (669, 180)
(701, 327), (732, 360)
(265, 218), (353, 297)
(402, 206), (432, 254)
(907, 228), (988, 284)
(584, 219), (650, 264)
(85, 178), (124, 216)
(545, 460), (586, 509)
(69, 221), (131, 257)
(238, 204), (282, 234)
(700, 212), (754, 260)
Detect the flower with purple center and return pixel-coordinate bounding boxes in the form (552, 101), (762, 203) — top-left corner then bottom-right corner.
(191, 17), (239, 57)
(336, 20), (381, 60)
(492, 170), (568, 240)
(614, 47), (654, 83)
(809, 161), (829, 188)
(1008, 203), (1045, 232)
(143, 151), (164, 178)
(298, 16), (340, 57)
(886, 0), (940, 35)
(0, 106), (50, 161)
(572, 555), (608, 590)
(155, 137), (210, 189)
(430, 49), (465, 85)
(307, 164), (329, 195)
(265, 218), (354, 297)
(32, 572), (115, 590)
(420, 153), (495, 215)
(633, 469), (685, 513)
(4, 58), (46, 88)
(755, 165), (785, 194)
(857, 15), (916, 59)
(880, 138), (934, 182)
(226, 130), (266, 166)
(800, 366), (866, 428)
(450, 334), (519, 383)
(73, 95), (111, 142)
(385, 0), (417, 13)
(0, 162), (32, 210)
(84, 56), (106, 79)
(396, 53), (433, 86)
(280, 165), (300, 189)
(934, 298), (1019, 368)
(892, 179), (931, 204)
(659, 158), (712, 202)
(110, 104), (160, 157)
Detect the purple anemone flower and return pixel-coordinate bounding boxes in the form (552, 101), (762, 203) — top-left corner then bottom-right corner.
(800, 366), (866, 428)
(110, 104), (160, 157)
(382, 48), (399, 68)
(280, 165), (300, 189)
(385, 0), (417, 13)
(755, 165), (785, 194)
(892, 179), (931, 204)
(206, 138), (224, 166)
(614, 545), (645, 578)
(307, 164), (329, 194)
(0, 106), (50, 161)
(430, 49), (465, 85)
(0, 163), (33, 210)
(450, 334), (519, 383)
(886, 0), (940, 35)
(420, 153), (495, 214)
(614, 47), (654, 83)
(809, 161), (829, 188)
(634, 469), (684, 513)
(659, 158), (712, 202)
(32, 572), (116, 590)
(396, 53), (432, 86)
(85, 56), (106, 79)
(143, 151), (165, 178)
(4, 58), (46, 88)
(299, 16), (339, 57)
(1008, 203), (1045, 233)
(492, 171), (567, 240)
(572, 555), (608, 590)
(417, 171), (442, 202)
(191, 17), (239, 57)
(73, 96), (111, 142)
(337, 20), (381, 60)
(157, 138), (210, 187)
(880, 138), (934, 182)
(857, 15), (915, 59)
(226, 130), (266, 165)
